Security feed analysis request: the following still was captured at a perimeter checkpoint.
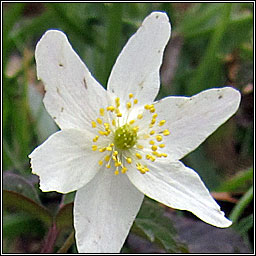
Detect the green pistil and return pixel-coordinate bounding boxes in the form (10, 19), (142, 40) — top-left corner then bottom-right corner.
(114, 124), (137, 150)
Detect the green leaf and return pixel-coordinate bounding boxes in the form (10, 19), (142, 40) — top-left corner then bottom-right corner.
(187, 3), (232, 95)
(3, 213), (45, 239)
(56, 203), (73, 230)
(229, 186), (253, 223)
(3, 190), (52, 227)
(131, 199), (188, 253)
(3, 171), (41, 204)
(216, 167), (253, 192)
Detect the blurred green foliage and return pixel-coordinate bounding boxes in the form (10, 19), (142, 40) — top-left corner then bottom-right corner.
(3, 2), (253, 253)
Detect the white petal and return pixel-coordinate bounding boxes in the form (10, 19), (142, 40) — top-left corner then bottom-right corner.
(35, 30), (109, 131)
(74, 169), (144, 253)
(29, 129), (102, 193)
(107, 12), (171, 107)
(154, 87), (241, 160)
(126, 160), (232, 228)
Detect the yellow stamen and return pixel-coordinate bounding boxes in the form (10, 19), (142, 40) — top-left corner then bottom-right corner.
(126, 157), (132, 164)
(137, 114), (143, 119)
(115, 97), (120, 107)
(134, 99), (138, 104)
(99, 108), (105, 116)
(98, 160), (103, 166)
(151, 145), (158, 151)
(96, 118), (102, 125)
(159, 120), (166, 126)
(105, 155), (111, 162)
(93, 136), (99, 142)
(91, 121), (97, 128)
(149, 140), (155, 145)
(150, 130), (155, 135)
(92, 145), (98, 151)
(107, 106), (115, 112)
(129, 93), (133, 99)
(159, 144), (165, 148)
(156, 135), (163, 142)
(121, 167), (128, 173)
(163, 129), (170, 136)
(126, 102), (132, 109)
(136, 144), (144, 149)
(129, 120), (135, 125)
(136, 153), (142, 159)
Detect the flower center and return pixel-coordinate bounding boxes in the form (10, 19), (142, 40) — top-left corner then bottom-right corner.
(90, 93), (170, 175)
(114, 124), (137, 150)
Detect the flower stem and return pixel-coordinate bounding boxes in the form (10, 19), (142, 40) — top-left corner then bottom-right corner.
(57, 230), (75, 253)
(41, 222), (59, 253)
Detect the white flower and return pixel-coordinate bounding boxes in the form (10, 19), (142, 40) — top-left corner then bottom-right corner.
(29, 12), (241, 253)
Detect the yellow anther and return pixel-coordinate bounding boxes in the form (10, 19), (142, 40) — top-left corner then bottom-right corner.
(149, 140), (155, 145)
(159, 120), (166, 126)
(136, 144), (144, 149)
(98, 160), (103, 166)
(91, 121), (97, 128)
(151, 118), (156, 125)
(129, 120), (135, 125)
(113, 151), (118, 156)
(129, 93), (133, 99)
(156, 135), (163, 142)
(126, 102), (132, 109)
(146, 154), (151, 160)
(115, 161), (122, 167)
(96, 118), (102, 125)
(99, 108), (105, 116)
(106, 164), (111, 169)
(107, 106), (115, 112)
(144, 104), (150, 110)
(134, 99), (138, 104)
(99, 147), (106, 152)
(136, 153), (142, 159)
(93, 135), (99, 142)
(98, 130), (106, 136)
(92, 145), (98, 151)
(115, 97), (120, 107)
(104, 123), (110, 129)
(144, 167), (149, 172)
(161, 153), (168, 157)
(116, 112), (122, 117)
(150, 107), (155, 113)
(150, 155), (156, 162)
(121, 167), (128, 173)
(159, 143), (165, 148)
(150, 130), (155, 135)
(152, 113), (158, 119)
(112, 119), (116, 126)
(110, 143), (114, 147)
(137, 114), (143, 119)
(151, 145), (158, 151)
(112, 155), (117, 161)
(133, 126), (139, 132)
(106, 146), (112, 151)
(163, 129), (170, 136)
(114, 169), (119, 175)
(126, 158), (132, 164)
(152, 151), (161, 157)
(105, 155), (111, 162)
